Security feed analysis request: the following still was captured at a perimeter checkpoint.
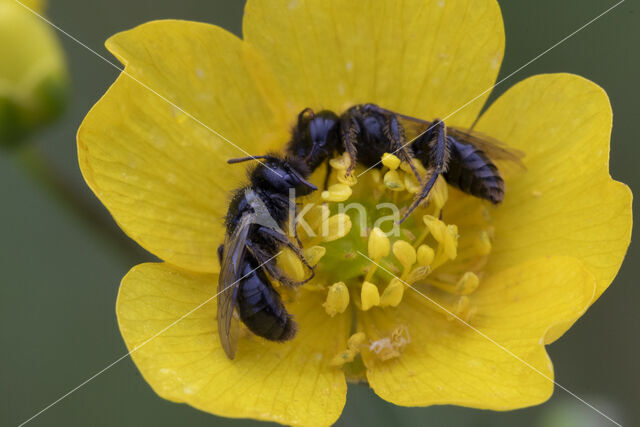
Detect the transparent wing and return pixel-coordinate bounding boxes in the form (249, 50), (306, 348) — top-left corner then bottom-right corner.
(217, 213), (252, 360)
(389, 110), (525, 169)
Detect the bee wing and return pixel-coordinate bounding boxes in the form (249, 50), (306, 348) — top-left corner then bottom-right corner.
(217, 213), (253, 360)
(391, 111), (525, 169)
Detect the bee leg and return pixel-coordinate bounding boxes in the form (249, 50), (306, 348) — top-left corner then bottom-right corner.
(399, 120), (448, 223)
(323, 159), (332, 190)
(217, 244), (224, 264)
(339, 112), (360, 177)
(382, 113), (423, 184)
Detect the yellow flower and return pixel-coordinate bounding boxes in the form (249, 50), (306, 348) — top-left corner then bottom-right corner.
(77, 1), (631, 425)
(0, 0), (68, 146)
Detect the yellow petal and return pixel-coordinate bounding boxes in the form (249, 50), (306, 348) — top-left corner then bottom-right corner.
(475, 74), (632, 335)
(78, 21), (290, 272)
(244, 0), (504, 126)
(118, 263), (350, 426)
(360, 257), (595, 409)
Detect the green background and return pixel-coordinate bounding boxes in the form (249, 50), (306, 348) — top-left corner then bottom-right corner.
(1, 1), (638, 426)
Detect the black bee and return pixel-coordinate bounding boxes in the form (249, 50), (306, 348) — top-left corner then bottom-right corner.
(286, 103), (523, 222)
(217, 154), (317, 359)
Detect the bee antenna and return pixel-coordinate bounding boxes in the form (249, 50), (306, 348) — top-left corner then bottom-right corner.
(227, 155), (276, 164)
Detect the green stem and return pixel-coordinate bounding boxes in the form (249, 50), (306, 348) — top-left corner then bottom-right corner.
(15, 145), (147, 263)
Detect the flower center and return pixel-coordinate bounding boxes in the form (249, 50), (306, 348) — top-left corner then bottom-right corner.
(278, 152), (495, 367)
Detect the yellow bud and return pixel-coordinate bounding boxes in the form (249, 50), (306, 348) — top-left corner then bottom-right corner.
(276, 248), (306, 282)
(361, 281), (380, 311)
(368, 227), (390, 259)
(380, 278), (405, 307)
(323, 282), (350, 317)
(321, 213), (352, 242)
(303, 245), (326, 266)
(381, 152), (401, 170)
(383, 170), (405, 191)
(321, 183), (352, 202)
(392, 240), (416, 267)
(456, 272), (480, 295)
(416, 244), (435, 266)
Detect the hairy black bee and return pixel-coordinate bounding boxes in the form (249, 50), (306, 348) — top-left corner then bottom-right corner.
(217, 154), (317, 359)
(285, 103), (523, 221)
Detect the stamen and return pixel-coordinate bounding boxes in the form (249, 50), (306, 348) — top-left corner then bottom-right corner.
(379, 278), (405, 307)
(321, 183), (352, 202)
(381, 152), (401, 170)
(323, 282), (350, 317)
(330, 332), (366, 366)
(361, 281), (380, 311)
(392, 239), (417, 279)
(320, 213), (352, 242)
(365, 227), (390, 281)
(383, 170), (405, 191)
(416, 244), (435, 266)
(303, 245), (326, 266)
(430, 271), (480, 295)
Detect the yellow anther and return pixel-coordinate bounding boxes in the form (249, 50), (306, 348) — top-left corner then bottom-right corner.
(368, 227), (390, 259)
(445, 296), (476, 323)
(304, 204), (330, 232)
(381, 152), (401, 170)
(428, 175), (449, 213)
(383, 170), (405, 191)
(400, 158), (427, 176)
(361, 281), (380, 311)
(321, 183), (352, 202)
(403, 173), (421, 194)
(474, 230), (492, 256)
(370, 169), (382, 185)
(407, 265), (430, 283)
(416, 244), (435, 266)
(323, 282), (350, 317)
(423, 216), (458, 265)
(392, 240), (417, 268)
(330, 332), (366, 366)
(303, 245), (326, 266)
(321, 213), (352, 242)
(380, 278), (405, 307)
(337, 172), (358, 186)
(276, 248), (306, 282)
(456, 272), (480, 295)
(329, 152), (352, 170)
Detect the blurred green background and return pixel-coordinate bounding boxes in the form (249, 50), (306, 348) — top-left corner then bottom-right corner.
(1, 1), (637, 426)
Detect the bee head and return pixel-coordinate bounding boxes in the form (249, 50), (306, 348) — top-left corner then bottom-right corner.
(291, 108), (339, 170)
(231, 155), (317, 197)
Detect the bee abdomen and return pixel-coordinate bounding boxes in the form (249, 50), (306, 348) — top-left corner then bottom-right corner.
(236, 259), (297, 342)
(445, 139), (504, 204)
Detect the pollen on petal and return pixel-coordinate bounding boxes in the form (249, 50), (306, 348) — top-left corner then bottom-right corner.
(369, 325), (411, 361)
(361, 281), (380, 311)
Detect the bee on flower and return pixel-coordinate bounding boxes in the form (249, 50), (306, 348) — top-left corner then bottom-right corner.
(78, 0), (631, 425)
